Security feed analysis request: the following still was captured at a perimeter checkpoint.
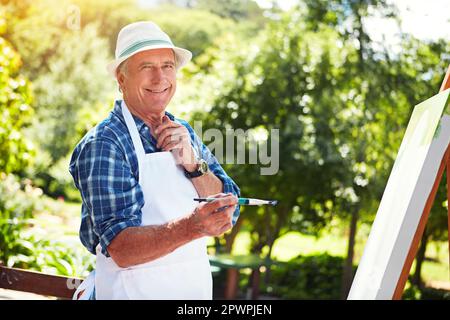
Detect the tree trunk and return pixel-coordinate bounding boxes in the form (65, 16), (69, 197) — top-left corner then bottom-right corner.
(266, 207), (287, 259)
(224, 216), (244, 253)
(411, 228), (428, 289)
(264, 206), (289, 285)
(341, 207), (359, 299)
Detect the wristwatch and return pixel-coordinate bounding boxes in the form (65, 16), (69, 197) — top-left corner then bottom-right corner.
(184, 159), (209, 179)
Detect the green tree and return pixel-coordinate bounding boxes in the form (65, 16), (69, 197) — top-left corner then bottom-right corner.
(299, 0), (450, 297)
(27, 24), (114, 163)
(73, 0), (238, 60)
(195, 0), (265, 24)
(3, 1), (116, 197)
(189, 15), (356, 256)
(185, 3), (449, 298)
(0, 27), (34, 174)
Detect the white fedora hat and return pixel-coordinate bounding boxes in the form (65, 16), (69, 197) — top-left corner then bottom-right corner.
(107, 21), (192, 77)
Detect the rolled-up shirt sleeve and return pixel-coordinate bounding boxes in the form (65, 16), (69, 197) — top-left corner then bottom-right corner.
(72, 138), (143, 257)
(183, 122), (241, 225)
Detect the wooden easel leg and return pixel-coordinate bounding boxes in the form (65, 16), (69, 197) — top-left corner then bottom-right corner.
(393, 149), (448, 299)
(393, 66), (450, 299)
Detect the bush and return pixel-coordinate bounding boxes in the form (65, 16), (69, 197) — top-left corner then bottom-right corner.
(267, 253), (354, 299)
(403, 284), (450, 300)
(0, 173), (94, 276)
(420, 287), (450, 300)
(0, 173), (42, 265)
(0, 35), (34, 175)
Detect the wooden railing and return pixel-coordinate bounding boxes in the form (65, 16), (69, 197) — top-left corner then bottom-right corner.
(0, 265), (83, 299)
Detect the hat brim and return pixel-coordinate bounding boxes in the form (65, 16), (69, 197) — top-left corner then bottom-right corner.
(107, 45), (192, 77)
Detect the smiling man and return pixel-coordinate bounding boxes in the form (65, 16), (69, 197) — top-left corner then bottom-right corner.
(69, 21), (240, 300)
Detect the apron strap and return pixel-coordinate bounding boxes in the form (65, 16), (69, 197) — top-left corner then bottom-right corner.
(121, 100), (146, 165)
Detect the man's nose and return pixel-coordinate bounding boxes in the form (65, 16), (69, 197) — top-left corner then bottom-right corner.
(151, 67), (164, 80)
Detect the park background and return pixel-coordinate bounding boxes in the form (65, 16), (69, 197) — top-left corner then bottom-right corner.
(0, 0), (449, 299)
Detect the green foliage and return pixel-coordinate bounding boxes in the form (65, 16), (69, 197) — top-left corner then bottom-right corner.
(403, 284), (450, 300)
(0, 173), (94, 276)
(147, 6), (237, 58)
(0, 35), (34, 174)
(267, 254), (352, 299)
(9, 236), (94, 277)
(419, 287), (450, 300)
(3, 0), (239, 199)
(193, 0), (267, 35)
(1, 0), (449, 295)
(72, 0), (146, 54)
(73, 1), (239, 59)
(25, 24), (114, 163)
(187, 9), (373, 252)
(184, 2), (450, 264)
(195, 0), (263, 22)
(0, 173), (42, 265)
(3, 1), (115, 197)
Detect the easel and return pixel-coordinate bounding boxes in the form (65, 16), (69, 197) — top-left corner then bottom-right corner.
(393, 65), (450, 299)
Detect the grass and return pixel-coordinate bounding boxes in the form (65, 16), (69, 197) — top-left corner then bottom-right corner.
(33, 199), (82, 240)
(230, 227), (450, 287)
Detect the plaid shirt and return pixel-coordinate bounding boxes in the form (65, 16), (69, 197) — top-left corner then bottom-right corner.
(69, 100), (240, 257)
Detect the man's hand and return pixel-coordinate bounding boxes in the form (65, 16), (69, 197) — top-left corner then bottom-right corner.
(154, 115), (197, 172)
(108, 193), (237, 268)
(189, 193), (238, 237)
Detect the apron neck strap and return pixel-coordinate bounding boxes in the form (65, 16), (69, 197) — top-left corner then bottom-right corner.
(121, 100), (146, 162)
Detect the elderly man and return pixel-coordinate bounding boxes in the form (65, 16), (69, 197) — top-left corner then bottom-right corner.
(69, 21), (240, 300)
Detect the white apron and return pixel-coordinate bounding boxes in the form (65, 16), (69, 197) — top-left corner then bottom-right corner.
(74, 101), (212, 300)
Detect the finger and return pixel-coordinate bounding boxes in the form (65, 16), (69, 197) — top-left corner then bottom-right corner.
(204, 196), (238, 212)
(156, 126), (179, 147)
(214, 204), (236, 213)
(157, 125), (185, 144)
(222, 205), (236, 220)
(207, 192), (237, 200)
(161, 139), (182, 152)
(218, 207), (236, 226)
(194, 203), (208, 217)
(157, 127), (187, 149)
(213, 208), (234, 222)
(206, 193), (228, 198)
(161, 143), (183, 156)
(160, 131), (189, 150)
(154, 118), (181, 137)
(201, 194), (236, 213)
(218, 221), (232, 234)
(209, 203), (237, 216)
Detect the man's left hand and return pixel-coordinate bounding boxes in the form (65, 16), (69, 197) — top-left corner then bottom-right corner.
(154, 115), (198, 172)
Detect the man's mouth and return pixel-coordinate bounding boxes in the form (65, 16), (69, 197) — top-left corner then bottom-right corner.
(145, 87), (169, 94)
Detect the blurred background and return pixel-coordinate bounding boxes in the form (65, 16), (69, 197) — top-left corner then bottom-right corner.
(0, 0), (449, 300)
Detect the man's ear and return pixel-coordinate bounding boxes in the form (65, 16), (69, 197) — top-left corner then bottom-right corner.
(117, 72), (125, 91)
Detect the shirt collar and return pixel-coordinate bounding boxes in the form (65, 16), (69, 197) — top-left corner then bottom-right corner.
(112, 100), (175, 134)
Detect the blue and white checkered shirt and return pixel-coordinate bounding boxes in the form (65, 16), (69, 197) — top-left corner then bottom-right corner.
(69, 100), (240, 257)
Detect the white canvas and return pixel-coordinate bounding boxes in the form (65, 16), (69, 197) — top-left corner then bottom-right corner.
(348, 89), (450, 300)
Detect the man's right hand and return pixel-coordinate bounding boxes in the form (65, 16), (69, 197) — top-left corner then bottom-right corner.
(189, 193), (238, 237)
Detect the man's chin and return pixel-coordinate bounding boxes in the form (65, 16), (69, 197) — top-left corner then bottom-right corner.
(143, 100), (169, 113)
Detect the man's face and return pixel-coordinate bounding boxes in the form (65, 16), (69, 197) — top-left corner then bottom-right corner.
(118, 48), (177, 116)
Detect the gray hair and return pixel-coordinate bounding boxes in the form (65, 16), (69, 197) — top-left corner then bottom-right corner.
(116, 59), (129, 78)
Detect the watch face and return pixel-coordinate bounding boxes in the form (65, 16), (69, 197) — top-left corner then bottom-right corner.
(200, 160), (208, 173)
